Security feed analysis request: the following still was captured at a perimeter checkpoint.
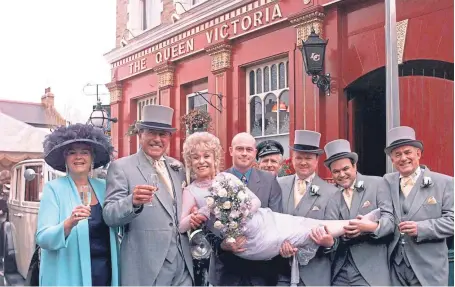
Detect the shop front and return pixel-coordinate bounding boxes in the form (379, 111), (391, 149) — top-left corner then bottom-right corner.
(105, 0), (453, 180)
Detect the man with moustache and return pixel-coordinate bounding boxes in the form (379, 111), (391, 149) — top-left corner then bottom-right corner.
(277, 130), (339, 286)
(324, 139), (394, 286)
(208, 132), (283, 286)
(103, 105), (193, 286)
(256, 140), (284, 177)
(384, 126), (454, 286)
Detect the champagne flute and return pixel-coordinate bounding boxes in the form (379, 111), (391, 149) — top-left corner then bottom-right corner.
(146, 174), (159, 207)
(399, 222), (406, 245)
(78, 185), (92, 219)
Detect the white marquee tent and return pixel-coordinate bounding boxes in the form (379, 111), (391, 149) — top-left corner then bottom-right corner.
(0, 112), (50, 171)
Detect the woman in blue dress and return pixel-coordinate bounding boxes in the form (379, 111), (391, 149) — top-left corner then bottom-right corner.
(36, 124), (119, 286)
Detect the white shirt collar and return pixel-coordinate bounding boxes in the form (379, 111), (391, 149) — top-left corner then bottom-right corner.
(399, 166), (421, 183)
(144, 153), (165, 165)
(295, 172), (316, 184)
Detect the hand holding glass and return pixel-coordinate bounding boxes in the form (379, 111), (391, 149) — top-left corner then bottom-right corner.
(78, 185), (92, 219)
(146, 174), (159, 207)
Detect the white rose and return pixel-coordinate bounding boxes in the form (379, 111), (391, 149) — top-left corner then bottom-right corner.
(218, 188), (228, 197)
(229, 222), (238, 229)
(206, 197), (215, 207)
(214, 221), (223, 229)
(223, 201), (232, 209)
(226, 237), (236, 243)
(229, 211), (239, 219)
(237, 191), (247, 202)
(214, 207), (221, 216)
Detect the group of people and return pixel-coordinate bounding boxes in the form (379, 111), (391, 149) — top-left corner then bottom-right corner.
(36, 104), (453, 286)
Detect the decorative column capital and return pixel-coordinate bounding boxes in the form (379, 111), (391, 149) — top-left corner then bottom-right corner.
(205, 41), (232, 75)
(289, 6), (325, 47)
(154, 61), (175, 89)
(105, 81), (123, 104)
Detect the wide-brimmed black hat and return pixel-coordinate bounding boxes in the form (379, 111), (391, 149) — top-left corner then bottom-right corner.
(323, 139), (358, 168)
(384, 126), (423, 154)
(289, 130), (324, 155)
(135, 105), (177, 132)
(43, 124), (114, 172)
(256, 140), (284, 160)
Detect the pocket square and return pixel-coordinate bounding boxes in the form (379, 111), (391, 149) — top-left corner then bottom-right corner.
(362, 200), (371, 208)
(311, 206), (320, 211)
(426, 196), (437, 204)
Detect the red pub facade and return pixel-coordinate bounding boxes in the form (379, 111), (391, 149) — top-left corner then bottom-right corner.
(105, 0), (454, 179)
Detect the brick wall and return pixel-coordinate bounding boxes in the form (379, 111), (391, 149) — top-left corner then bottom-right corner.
(162, 0), (176, 25)
(116, 0), (128, 48)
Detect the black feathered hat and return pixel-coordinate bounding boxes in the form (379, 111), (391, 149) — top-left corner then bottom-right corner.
(43, 124), (114, 172)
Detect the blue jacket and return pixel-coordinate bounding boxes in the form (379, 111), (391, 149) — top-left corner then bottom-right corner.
(36, 176), (119, 286)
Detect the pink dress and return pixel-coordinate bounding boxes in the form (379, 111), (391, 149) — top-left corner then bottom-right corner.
(179, 179), (324, 264)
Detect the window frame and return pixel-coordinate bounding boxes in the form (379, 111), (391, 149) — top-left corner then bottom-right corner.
(246, 58), (290, 139)
(22, 164), (44, 205)
(136, 93), (158, 150)
(186, 89), (209, 113)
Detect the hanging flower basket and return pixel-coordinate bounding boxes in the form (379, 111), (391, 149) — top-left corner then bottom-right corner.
(181, 109), (212, 134)
(125, 121), (138, 136)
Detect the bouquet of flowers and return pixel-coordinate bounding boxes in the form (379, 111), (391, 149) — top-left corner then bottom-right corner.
(205, 173), (253, 243)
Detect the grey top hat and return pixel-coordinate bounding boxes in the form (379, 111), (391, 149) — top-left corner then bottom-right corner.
(323, 139), (358, 168)
(256, 140), (284, 160)
(384, 126), (423, 154)
(135, 105), (177, 132)
(289, 130), (324, 154)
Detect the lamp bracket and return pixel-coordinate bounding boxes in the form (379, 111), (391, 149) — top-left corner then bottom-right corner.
(311, 73), (331, 96)
(195, 92), (224, 113)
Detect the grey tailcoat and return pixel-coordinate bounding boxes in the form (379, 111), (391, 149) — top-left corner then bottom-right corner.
(384, 166), (454, 286)
(277, 174), (339, 286)
(102, 150), (194, 286)
(208, 168), (283, 286)
(331, 173), (394, 286)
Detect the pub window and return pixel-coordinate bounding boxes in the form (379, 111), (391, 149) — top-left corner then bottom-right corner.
(127, 0), (162, 35)
(246, 59), (290, 151)
(137, 94), (158, 121)
(24, 165), (43, 202)
(187, 90), (209, 112)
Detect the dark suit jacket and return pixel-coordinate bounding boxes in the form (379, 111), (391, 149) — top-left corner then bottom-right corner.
(208, 168), (283, 286)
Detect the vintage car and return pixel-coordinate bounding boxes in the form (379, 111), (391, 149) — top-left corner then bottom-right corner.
(0, 159), (64, 285)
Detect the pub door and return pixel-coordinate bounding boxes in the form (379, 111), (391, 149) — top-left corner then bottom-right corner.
(346, 68), (386, 177)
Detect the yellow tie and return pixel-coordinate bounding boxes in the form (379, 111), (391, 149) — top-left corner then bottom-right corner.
(343, 188), (353, 209)
(154, 160), (174, 199)
(294, 179), (307, 208)
(400, 176), (413, 198)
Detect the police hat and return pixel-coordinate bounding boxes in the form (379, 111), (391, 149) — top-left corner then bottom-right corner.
(256, 140), (284, 161)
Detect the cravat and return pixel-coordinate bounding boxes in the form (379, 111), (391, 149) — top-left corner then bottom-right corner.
(241, 175), (247, 184)
(400, 176), (414, 198)
(154, 160), (174, 199)
(294, 179), (307, 208)
(343, 187), (353, 209)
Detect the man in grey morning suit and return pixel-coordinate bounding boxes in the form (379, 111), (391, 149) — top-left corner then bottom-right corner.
(277, 130), (338, 286)
(384, 126), (454, 286)
(324, 139), (394, 286)
(208, 132), (283, 286)
(103, 105), (193, 286)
